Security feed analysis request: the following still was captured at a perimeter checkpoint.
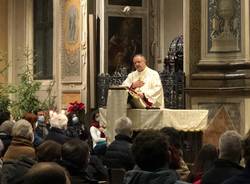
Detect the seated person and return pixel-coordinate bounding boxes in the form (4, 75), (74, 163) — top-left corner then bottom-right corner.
(122, 54), (164, 108)
(3, 119), (36, 161)
(90, 111), (107, 155)
(36, 140), (62, 162)
(104, 117), (134, 170)
(202, 130), (243, 184)
(223, 129), (250, 184)
(187, 144), (218, 184)
(22, 162), (70, 184)
(161, 127), (191, 181)
(123, 130), (189, 184)
(45, 111), (70, 145)
(0, 120), (14, 155)
(59, 139), (98, 184)
(35, 109), (49, 140)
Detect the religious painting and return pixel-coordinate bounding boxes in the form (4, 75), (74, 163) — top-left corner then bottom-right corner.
(208, 0), (241, 52)
(62, 0), (81, 83)
(108, 0), (142, 7)
(108, 16), (142, 74)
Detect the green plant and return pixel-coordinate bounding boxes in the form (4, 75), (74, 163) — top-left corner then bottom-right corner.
(0, 95), (10, 112)
(10, 65), (41, 119)
(0, 48), (57, 119)
(0, 51), (10, 112)
(40, 80), (57, 111)
(10, 49), (41, 119)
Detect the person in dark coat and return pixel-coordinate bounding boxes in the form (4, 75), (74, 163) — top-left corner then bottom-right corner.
(161, 127), (190, 181)
(222, 129), (250, 184)
(58, 139), (98, 184)
(0, 111), (10, 125)
(1, 156), (36, 184)
(45, 111), (70, 145)
(123, 130), (189, 184)
(86, 155), (108, 181)
(186, 144), (218, 184)
(22, 162), (70, 184)
(34, 110), (49, 145)
(0, 120), (14, 155)
(3, 119), (36, 161)
(66, 113), (89, 141)
(202, 130), (244, 184)
(104, 116), (134, 170)
(36, 140), (62, 162)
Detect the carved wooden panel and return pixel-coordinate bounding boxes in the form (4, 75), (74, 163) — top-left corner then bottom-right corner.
(108, 0), (143, 7)
(62, 91), (81, 107)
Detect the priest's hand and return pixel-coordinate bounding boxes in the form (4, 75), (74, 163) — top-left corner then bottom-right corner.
(131, 80), (144, 89)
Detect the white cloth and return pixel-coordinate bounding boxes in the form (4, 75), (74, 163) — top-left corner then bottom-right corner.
(100, 108), (208, 132)
(106, 88), (128, 142)
(122, 67), (164, 108)
(90, 126), (106, 148)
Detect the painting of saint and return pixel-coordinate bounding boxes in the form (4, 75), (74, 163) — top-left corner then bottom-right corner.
(108, 16), (142, 74)
(63, 0), (80, 54)
(68, 5), (77, 42)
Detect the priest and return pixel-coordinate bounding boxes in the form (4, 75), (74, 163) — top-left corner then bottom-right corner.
(122, 54), (164, 108)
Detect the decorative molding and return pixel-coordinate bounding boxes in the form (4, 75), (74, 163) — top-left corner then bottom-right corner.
(199, 0), (247, 68)
(105, 0), (147, 11)
(208, 0), (241, 53)
(149, 0), (161, 65)
(186, 87), (250, 96)
(80, 0), (88, 106)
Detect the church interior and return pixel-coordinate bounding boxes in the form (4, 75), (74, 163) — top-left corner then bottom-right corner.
(0, 0), (250, 183)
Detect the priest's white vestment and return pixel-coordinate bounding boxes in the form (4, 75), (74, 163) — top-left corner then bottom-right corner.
(122, 67), (164, 108)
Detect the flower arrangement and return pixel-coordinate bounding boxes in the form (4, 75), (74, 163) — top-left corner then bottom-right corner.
(67, 101), (85, 124)
(67, 101), (85, 113)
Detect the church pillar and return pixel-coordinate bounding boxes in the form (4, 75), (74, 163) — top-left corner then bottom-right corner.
(186, 0), (250, 145)
(0, 0), (8, 84)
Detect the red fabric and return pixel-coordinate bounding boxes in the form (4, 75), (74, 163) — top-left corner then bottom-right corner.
(90, 120), (100, 128)
(193, 179), (201, 184)
(90, 120), (106, 138)
(192, 173), (202, 184)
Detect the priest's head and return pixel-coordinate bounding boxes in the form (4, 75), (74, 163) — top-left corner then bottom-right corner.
(133, 54), (147, 72)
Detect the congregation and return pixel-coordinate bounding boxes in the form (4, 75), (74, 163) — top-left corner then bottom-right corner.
(0, 110), (249, 184)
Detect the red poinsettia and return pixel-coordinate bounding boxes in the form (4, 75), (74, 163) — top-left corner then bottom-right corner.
(67, 101), (85, 113)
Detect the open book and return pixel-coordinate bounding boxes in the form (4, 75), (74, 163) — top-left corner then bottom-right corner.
(126, 87), (153, 109)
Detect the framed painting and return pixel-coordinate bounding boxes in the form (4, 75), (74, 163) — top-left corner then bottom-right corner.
(61, 0), (82, 83)
(106, 16), (144, 74)
(108, 0), (143, 7)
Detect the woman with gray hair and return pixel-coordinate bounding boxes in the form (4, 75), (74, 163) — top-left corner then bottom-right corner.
(45, 111), (70, 145)
(3, 119), (35, 161)
(104, 116), (135, 170)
